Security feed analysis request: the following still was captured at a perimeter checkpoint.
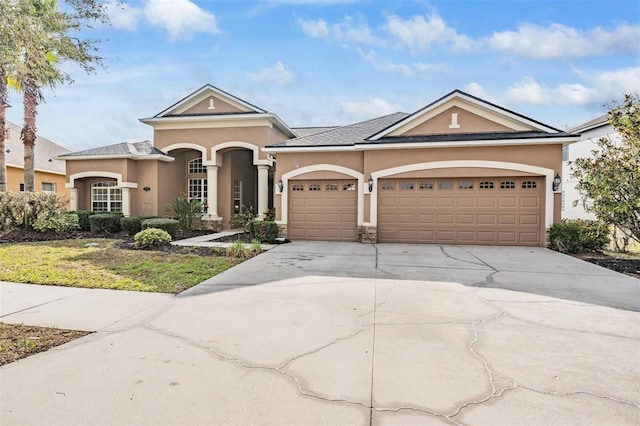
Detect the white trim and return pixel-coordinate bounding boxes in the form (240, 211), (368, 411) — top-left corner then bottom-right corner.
(369, 160), (555, 231)
(162, 143), (208, 162)
(57, 154), (174, 162)
(152, 85), (266, 118)
(279, 164), (364, 227)
(6, 163), (66, 176)
(66, 171), (138, 189)
(369, 91), (560, 140)
(140, 113), (295, 137)
(264, 145), (356, 153)
(356, 136), (578, 150)
(212, 141), (272, 167)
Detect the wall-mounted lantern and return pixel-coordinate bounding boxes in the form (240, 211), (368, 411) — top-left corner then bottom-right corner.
(368, 176), (374, 192)
(552, 173), (561, 191)
(277, 179), (283, 193)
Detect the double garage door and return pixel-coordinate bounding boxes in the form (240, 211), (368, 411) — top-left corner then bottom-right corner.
(288, 176), (544, 245)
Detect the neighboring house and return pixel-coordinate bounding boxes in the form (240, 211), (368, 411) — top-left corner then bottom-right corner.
(59, 85), (579, 246)
(562, 115), (619, 220)
(4, 120), (70, 198)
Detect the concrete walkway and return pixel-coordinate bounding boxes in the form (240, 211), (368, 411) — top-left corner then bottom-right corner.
(1, 243), (639, 425)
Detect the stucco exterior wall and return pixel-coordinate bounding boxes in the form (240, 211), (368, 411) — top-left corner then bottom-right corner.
(404, 107), (514, 136)
(6, 166), (69, 204)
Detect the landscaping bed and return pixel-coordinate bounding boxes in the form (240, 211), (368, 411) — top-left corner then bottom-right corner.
(573, 251), (640, 279)
(0, 323), (89, 366)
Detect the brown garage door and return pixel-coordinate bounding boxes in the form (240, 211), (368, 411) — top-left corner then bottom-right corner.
(289, 180), (358, 241)
(378, 177), (544, 246)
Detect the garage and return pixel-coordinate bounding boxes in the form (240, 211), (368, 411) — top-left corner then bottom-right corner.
(378, 177), (544, 245)
(288, 180), (358, 241)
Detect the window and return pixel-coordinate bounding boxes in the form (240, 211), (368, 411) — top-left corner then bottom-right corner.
(500, 181), (515, 189)
(42, 182), (55, 193)
(381, 182), (395, 190)
(342, 183), (356, 191)
(419, 182), (433, 190)
(522, 180), (537, 189)
(561, 191), (566, 212)
(91, 182), (122, 212)
(562, 145), (569, 161)
(326, 184), (338, 191)
(233, 180), (242, 214)
(479, 181), (494, 189)
(400, 182), (414, 190)
(438, 181), (453, 190)
(309, 184), (321, 191)
(188, 178), (207, 204)
(292, 184), (304, 191)
(188, 158), (206, 174)
(458, 181), (474, 190)
(19, 183), (25, 192)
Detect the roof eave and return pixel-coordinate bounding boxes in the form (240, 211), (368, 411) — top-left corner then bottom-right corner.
(355, 135), (580, 150)
(57, 154), (175, 162)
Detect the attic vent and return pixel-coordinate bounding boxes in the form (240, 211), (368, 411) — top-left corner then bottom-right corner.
(208, 98), (215, 110)
(448, 112), (460, 129)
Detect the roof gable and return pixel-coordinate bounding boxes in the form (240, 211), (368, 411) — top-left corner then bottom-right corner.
(368, 90), (561, 140)
(154, 84), (266, 118)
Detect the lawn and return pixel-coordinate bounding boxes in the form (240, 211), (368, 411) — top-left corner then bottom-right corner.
(0, 239), (241, 293)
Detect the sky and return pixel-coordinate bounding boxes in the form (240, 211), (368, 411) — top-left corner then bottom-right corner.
(5, 0), (640, 152)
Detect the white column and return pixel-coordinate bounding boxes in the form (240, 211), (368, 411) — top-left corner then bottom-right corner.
(121, 187), (130, 217)
(257, 165), (269, 220)
(69, 188), (78, 211)
(206, 165), (219, 219)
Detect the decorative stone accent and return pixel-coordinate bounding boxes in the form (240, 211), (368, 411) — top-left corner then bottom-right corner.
(358, 226), (377, 244)
(277, 223), (287, 238)
(200, 217), (223, 232)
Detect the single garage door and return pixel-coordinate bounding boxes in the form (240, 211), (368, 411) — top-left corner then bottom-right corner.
(289, 180), (358, 241)
(378, 177), (544, 246)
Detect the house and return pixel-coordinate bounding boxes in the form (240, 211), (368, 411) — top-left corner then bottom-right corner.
(562, 115), (618, 220)
(59, 85), (579, 246)
(4, 120), (70, 197)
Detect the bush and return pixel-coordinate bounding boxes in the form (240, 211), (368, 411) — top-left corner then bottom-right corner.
(32, 213), (80, 233)
(134, 228), (172, 249)
(250, 239), (263, 255)
(89, 214), (122, 234)
(247, 220), (279, 243)
(120, 216), (142, 234)
(229, 205), (256, 231)
(227, 241), (251, 258)
(166, 197), (203, 231)
(0, 191), (65, 230)
(141, 218), (180, 237)
(72, 210), (98, 231)
(549, 219), (610, 253)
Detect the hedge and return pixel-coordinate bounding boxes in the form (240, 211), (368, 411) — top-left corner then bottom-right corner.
(141, 218), (180, 237)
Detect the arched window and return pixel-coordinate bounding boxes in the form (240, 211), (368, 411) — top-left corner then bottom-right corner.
(188, 158), (206, 174)
(91, 181), (122, 212)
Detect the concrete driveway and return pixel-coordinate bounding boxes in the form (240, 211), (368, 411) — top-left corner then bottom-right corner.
(1, 242), (639, 425)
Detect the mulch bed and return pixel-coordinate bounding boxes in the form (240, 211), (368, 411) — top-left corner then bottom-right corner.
(0, 323), (90, 366)
(573, 251), (640, 279)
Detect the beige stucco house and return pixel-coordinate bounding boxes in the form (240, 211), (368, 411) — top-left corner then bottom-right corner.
(59, 85), (579, 246)
(5, 120), (70, 199)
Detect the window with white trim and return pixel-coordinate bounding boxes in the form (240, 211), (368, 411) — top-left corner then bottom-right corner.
(91, 181), (122, 212)
(188, 158), (206, 174)
(42, 182), (55, 193)
(188, 178), (207, 204)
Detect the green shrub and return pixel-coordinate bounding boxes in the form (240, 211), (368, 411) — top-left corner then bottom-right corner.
(89, 214), (122, 234)
(32, 213), (80, 233)
(0, 191), (65, 230)
(229, 205), (256, 231)
(580, 220), (610, 251)
(141, 218), (180, 237)
(72, 210), (98, 231)
(250, 239), (263, 255)
(549, 219), (610, 254)
(227, 241), (251, 258)
(134, 228), (172, 249)
(120, 216), (142, 234)
(165, 197), (203, 231)
(247, 220), (279, 243)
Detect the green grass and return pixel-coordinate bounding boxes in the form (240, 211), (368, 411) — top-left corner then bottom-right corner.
(0, 239), (240, 293)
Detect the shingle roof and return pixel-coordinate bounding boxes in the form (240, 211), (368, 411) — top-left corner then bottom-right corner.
(570, 114), (609, 133)
(292, 126), (340, 138)
(269, 112), (409, 148)
(360, 130), (574, 146)
(59, 140), (167, 158)
(5, 121), (70, 174)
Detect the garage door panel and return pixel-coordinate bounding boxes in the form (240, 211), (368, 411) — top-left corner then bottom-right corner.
(289, 180), (357, 241)
(378, 177), (543, 246)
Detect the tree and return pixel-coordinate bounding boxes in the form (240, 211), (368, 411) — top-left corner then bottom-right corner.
(570, 93), (640, 246)
(2, 0), (108, 192)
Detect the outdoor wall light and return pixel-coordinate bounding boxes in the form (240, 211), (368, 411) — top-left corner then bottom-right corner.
(277, 179), (283, 192)
(143, 186), (151, 192)
(5, 149), (10, 154)
(552, 173), (561, 191)
(368, 176), (374, 192)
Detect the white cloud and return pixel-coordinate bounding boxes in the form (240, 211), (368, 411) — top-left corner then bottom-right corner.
(464, 82), (500, 104)
(249, 62), (295, 86)
(104, 0), (141, 31)
(298, 14), (381, 45)
(341, 97), (400, 119)
(385, 13), (473, 53)
(488, 22), (640, 59)
(143, 0), (220, 41)
(505, 67), (640, 105)
(358, 49), (413, 76)
(298, 18), (329, 38)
